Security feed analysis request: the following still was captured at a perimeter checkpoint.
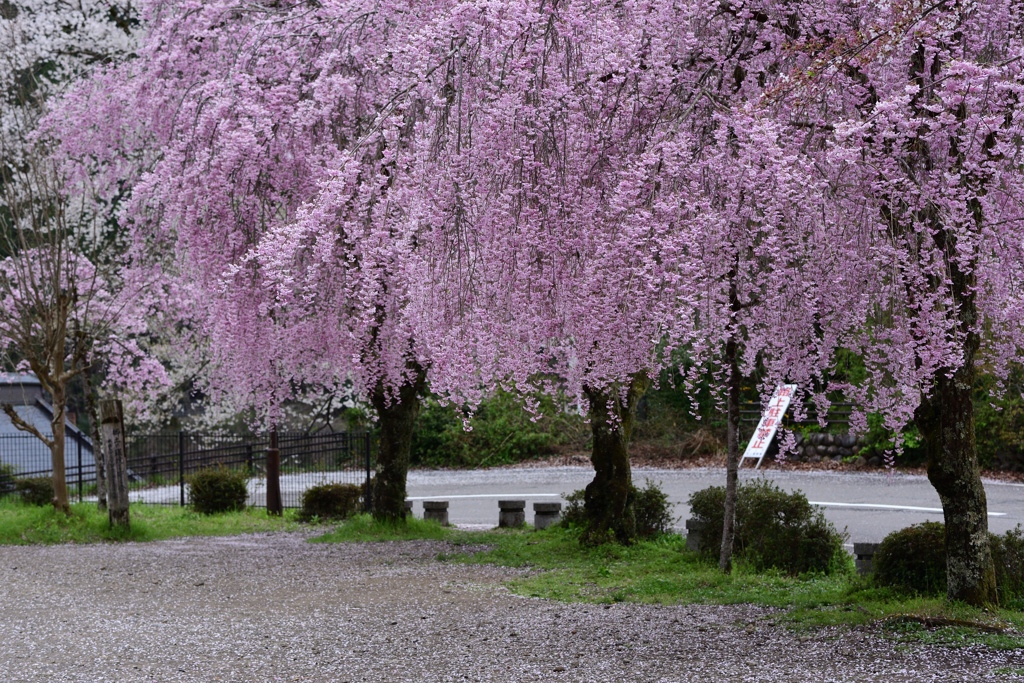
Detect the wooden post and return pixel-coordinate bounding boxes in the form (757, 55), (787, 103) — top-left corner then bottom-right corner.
(266, 427), (282, 516)
(100, 399), (130, 531)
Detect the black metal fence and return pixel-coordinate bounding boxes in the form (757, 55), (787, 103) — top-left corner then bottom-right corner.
(125, 431), (373, 509)
(0, 430), (373, 510)
(0, 429), (95, 500)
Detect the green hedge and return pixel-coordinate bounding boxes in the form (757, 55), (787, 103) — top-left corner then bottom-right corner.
(187, 466), (248, 514)
(873, 522), (1024, 605)
(688, 480), (848, 575)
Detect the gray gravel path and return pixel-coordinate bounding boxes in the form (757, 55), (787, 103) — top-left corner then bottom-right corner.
(0, 532), (1021, 682)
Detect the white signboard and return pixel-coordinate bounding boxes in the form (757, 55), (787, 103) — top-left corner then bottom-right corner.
(741, 384), (797, 469)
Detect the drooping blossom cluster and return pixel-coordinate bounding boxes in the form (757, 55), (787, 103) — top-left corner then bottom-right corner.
(48, 0), (1024, 441)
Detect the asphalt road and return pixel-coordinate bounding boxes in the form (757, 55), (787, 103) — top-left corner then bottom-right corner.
(405, 466), (1024, 545)
(129, 465), (1022, 546)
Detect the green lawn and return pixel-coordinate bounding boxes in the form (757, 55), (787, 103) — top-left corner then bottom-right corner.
(0, 497), (302, 544)
(313, 516), (1024, 649)
(2, 500), (1021, 651)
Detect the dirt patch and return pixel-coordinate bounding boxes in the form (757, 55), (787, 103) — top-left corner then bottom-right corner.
(0, 532), (1020, 681)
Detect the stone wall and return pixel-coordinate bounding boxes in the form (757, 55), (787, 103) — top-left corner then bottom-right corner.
(784, 432), (878, 466)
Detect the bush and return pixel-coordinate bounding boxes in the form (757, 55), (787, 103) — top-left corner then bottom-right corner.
(15, 477), (54, 507)
(874, 522), (1024, 603)
(873, 522), (947, 594)
(187, 466), (248, 514)
(633, 480), (675, 538)
(298, 483), (363, 522)
(688, 480), (848, 575)
(991, 525), (1024, 606)
(558, 480), (674, 539)
(0, 463), (16, 496)
(560, 488), (586, 528)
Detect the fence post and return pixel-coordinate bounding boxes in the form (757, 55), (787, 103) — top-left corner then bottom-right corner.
(266, 427), (282, 515)
(178, 431), (185, 507)
(76, 429), (82, 503)
(246, 443), (253, 474)
(364, 431), (372, 514)
(99, 400), (130, 531)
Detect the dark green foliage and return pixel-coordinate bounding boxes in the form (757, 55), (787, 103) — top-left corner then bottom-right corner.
(875, 523), (1024, 603)
(411, 390), (586, 467)
(974, 367), (1024, 471)
(991, 526), (1024, 606)
(298, 483), (362, 522)
(560, 489), (586, 528)
(633, 480), (675, 538)
(187, 466), (248, 515)
(15, 477), (53, 507)
(873, 522), (948, 595)
(688, 480), (848, 575)
(0, 463), (16, 496)
(559, 481), (674, 540)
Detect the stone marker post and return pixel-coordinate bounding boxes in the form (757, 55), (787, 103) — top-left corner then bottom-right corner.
(99, 399), (130, 531)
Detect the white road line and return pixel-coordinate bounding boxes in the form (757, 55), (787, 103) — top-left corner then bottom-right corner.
(809, 501), (1006, 517)
(406, 493), (562, 500)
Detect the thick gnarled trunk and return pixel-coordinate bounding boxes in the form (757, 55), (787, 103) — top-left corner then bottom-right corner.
(582, 374), (649, 545)
(915, 213), (997, 605)
(917, 346), (997, 605)
(369, 370), (425, 523)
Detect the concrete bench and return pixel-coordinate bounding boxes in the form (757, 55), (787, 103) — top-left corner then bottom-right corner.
(423, 500), (449, 526)
(498, 500), (526, 528)
(533, 502), (561, 530)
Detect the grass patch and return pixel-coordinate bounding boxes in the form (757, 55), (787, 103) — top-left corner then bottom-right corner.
(311, 520), (1024, 648)
(0, 496), (302, 544)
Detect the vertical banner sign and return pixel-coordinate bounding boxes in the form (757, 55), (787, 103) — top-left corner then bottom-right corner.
(741, 384), (798, 469)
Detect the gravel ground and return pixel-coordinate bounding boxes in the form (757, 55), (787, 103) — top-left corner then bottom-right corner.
(0, 532), (1021, 682)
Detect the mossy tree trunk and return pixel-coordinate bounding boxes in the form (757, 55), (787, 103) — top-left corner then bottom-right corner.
(369, 366), (425, 523)
(914, 222), (997, 605)
(581, 373), (650, 545)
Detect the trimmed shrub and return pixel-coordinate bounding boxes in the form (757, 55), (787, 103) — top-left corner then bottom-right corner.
(874, 522), (1024, 603)
(991, 525), (1024, 606)
(633, 480), (675, 538)
(15, 477), (54, 507)
(187, 466), (248, 514)
(559, 489), (586, 529)
(687, 479), (848, 575)
(0, 463), (17, 496)
(558, 481), (674, 539)
(298, 483), (362, 522)
(873, 522), (947, 594)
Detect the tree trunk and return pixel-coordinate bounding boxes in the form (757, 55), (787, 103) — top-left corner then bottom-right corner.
(84, 363), (107, 512)
(915, 278), (997, 605)
(581, 373), (650, 545)
(719, 333), (741, 573)
(370, 368), (425, 523)
(49, 382), (71, 515)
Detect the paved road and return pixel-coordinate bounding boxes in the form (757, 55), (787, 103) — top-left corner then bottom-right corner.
(405, 466), (1024, 545)
(130, 465), (1022, 546)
